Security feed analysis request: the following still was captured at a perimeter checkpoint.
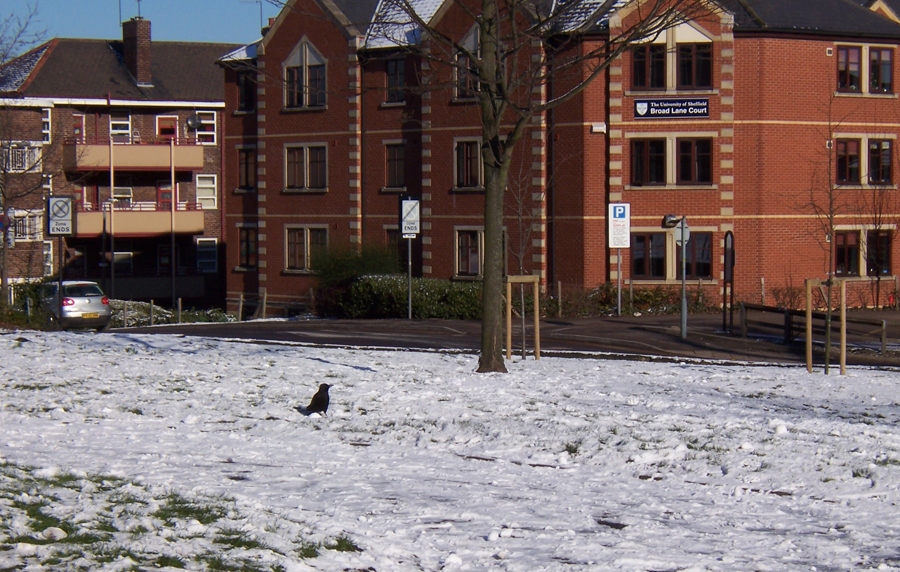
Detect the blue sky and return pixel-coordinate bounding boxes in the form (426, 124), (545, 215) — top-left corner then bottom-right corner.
(11, 0), (283, 50)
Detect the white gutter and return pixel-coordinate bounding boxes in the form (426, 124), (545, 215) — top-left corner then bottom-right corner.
(2, 97), (226, 108)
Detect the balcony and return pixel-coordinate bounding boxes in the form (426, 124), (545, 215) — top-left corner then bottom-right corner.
(64, 136), (205, 172)
(75, 201), (206, 237)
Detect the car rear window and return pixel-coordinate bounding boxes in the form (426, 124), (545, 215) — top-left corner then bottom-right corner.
(64, 285), (104, 297)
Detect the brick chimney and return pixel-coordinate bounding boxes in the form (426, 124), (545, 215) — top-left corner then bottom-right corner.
(122, 17), (152, 86)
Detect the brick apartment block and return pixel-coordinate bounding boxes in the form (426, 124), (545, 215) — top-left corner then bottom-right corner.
(216, 0), (900, 316)
(0, 17), (239, 307)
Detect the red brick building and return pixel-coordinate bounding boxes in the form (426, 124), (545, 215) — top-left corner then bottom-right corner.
(0, 17), (238, 306)
(220, 0), (900, 316)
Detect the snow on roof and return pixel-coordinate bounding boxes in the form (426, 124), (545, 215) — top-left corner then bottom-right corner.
(218, 40), (260, 63)
(362, 0), (630, 49)
(0, 44), (49, 93)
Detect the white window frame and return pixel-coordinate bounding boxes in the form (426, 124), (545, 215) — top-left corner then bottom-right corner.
(284, 143), (328, 192)
(195, 174), (217, 209)
(41, 108), (52, 143)
(109, 114), (132, 143)
(43, 241), (53, 276)
(1, 142), (42, 173)
(196, 237), (218, 273)
(195, 111), (216, 145)
(12, 209), (43, 242)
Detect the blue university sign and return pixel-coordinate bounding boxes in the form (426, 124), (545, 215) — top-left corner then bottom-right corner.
(634, 98), (709, 119)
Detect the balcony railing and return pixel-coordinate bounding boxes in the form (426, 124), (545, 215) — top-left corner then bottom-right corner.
(64, 136), (205, 171)
(75, 200), (206, 237)
(78, 200), (203, 212)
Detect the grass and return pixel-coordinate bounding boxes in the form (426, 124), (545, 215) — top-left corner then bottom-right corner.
(0, 461), (362, 571)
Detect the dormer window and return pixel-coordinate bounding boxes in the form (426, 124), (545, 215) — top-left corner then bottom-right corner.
(285, 41), (326, 109)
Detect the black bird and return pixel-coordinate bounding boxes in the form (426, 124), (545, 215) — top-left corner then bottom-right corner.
(298, 383), (331, 415)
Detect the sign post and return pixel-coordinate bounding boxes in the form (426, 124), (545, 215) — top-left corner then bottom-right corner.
(400, 197), (420, 319)
(608, 203), (631, 316)
(47, 196), (75, 321)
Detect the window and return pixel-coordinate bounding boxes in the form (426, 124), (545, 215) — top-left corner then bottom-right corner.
(386, 59), (405, 103)
(632, 44), (666, 90)
(41, 108), (51, 143)
(238, 148), (257, 191)
(677, 138), (712, 184)
(835, 231), (860, 276)
(838, 46), (862, 92)
(385, 143), (405, 189)
(869, 140), (892, 184)
(239, 227), (258, 269)
(1, 144), (41, 172)
(196, 174), (217, 209)
(237, 70), (256, 111)
(631, 139), (666, 186)
(195, 111), (216, 145)
(676, 231), (712, 279)
(870, 48), (893, 93)
(631, 233), (667, 279)
(157, 116), (177, 140)
(196, 238), (218, 273)
(677, 44), (712, 89)
(455, 139), (482, 189)
(285, 144), (327, 191)
(867, 230), (892, 276)
(836, 139), (861, 184)
(43, 241), (53, 276)
(455, 27), (480, 99)
(456, 229), (482, 277)
(109, 115), (131, 142)
(12, 210), (42, 241)
(112, 176), (133, 206)
(285, 42), (326, 109)
(286, 226), (327, 272)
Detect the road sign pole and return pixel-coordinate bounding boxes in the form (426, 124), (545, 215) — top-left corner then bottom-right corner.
(617, 249), (622, 316)
(408, 237), (413, 320)
(680, 218), (687, 340)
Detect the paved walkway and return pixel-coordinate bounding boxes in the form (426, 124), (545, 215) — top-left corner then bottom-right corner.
(121, 309), (900, 368)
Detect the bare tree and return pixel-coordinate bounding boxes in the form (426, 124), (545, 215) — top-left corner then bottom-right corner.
(0, 2), (46, 307)
(799, 94), (863, 374)
(370, 0), (715, 372)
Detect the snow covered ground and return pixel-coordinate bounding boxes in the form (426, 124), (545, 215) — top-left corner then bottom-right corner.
(1, 329), (899, 571)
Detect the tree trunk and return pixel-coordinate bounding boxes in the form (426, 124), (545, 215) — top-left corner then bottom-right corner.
(477, 155), (508, 373)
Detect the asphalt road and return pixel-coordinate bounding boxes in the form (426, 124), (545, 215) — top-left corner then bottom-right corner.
(116, 310), (900, 367)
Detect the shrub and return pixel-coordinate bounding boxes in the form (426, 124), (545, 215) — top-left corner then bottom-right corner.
(313, 246), (402, 317)
(342, 275), (482, 320)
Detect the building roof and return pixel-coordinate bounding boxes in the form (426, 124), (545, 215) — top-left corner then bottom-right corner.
(0, 37), (240, 102)
(728, 0), (900, 38)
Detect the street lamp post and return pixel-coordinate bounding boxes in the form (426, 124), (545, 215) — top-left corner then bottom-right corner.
(662, 214), (689, 340)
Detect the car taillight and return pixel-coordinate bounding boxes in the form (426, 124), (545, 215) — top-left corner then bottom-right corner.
(62, 298), (75, 306)
(101, 297), (110, 305)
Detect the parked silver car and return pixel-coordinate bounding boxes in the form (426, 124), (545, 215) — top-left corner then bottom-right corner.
(41, 281), (112, 331)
